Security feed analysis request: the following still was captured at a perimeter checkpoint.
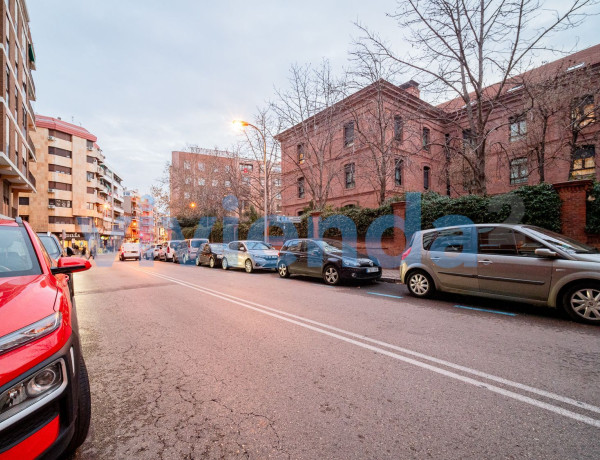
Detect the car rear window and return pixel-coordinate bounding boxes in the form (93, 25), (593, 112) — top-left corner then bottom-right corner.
(0, 226), (42, 278)
(39, 235), (62, 259)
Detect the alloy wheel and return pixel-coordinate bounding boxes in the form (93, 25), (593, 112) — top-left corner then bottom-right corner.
(209, 257), (215, 268)
(245, 259), (253, 273)
(222, 258), (228, 270)
(569, 288), (600, 321)
(278, 263), (288, 278)
(409, 272), (430, 296)
(323, 266), (339, 285)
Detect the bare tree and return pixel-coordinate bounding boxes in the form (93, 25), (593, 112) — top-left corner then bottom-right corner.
(356, 0), (598, 194)
(271, 61), (347, 210)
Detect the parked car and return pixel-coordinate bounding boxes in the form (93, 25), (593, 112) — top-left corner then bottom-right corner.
(177, 238), (209, 264)
(222, 240), (279, 273)
(0, 217), (92, 458)
(37, 232), (74, 298)
(143, 243), (161, 260)
(277, 238), (382, 285)
(159, 240), (184, 262)
(119, 242), (141, 261)
(196, 243), (226, 268)
(399, 223), (600, 324)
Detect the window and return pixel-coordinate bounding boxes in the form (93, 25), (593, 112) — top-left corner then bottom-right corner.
(225, 165), (230, 172)
(477, 227), (517, 255)
(423, 166), (430, 190)
(514, 231), (545, 257)
(571, 145), (596, 179)
(86, 171), (94, 181)
(212, 180), (218, 187)
(198, 178), (205, 186)
(87, 187), (95, 194)
(48, 146), (72, 158)
(394, 159), (402, 186)
(297, 177), (305, 198)
(49, 164), (72, 175)
(86, 202), (95, 210)
(509, 114), (527, 141)
(198, 162), (205, 171)
(18, 196), (29, 205)
(49, 216), (76, 225)
(86, 140), (94, 150)
(224, 180), (231, 187)
(240, 163), (253, 173)
(394, 116), (403, 141)
(183, 161), (191, 170)
(185, 177), (191, 185)
(274, 178), (281, 186)
(462, 129), (475, 152)
(572, 95), (595, 128)
(510, 157), (528, 185)
(344, 163), (355, 189)
(344, 121), (354, 147)
(86, 155), (95, 164)
(422, 127), (430, 151)
(48, 199), (72, 208)
(242, 176), (250, 184)
(48, 129), (72, 142)
(426, 227), (474, 253)
(184, 192), (190, 199)
(297, 143), (305, 164)
(48, 181), (72, 191)
(213, 167), (219, 173)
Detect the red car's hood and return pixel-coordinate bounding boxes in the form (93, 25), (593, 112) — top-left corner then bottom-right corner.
(0, 275), (58, 338)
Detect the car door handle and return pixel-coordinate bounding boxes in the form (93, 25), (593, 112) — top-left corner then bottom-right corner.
(479, 259), (493, 265)
(430, 257), (441, 261)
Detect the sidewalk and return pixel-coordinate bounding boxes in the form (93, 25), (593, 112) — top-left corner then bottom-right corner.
(381, 268), (400, 283)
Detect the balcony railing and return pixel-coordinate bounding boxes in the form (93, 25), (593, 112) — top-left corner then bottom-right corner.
(28, 170), (36, 188)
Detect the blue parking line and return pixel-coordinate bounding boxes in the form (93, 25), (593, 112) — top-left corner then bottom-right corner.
(453, 305), (517, 316)
(367, 292), (404, 299)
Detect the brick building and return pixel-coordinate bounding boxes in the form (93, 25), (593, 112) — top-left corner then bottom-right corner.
(278, 45), (600, 216)
(0, 0), (36, 218)
(170, 148), (282, 219)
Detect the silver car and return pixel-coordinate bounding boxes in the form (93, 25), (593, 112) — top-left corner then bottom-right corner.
(222, 240), (279, 273)
(399, 224), (600, 324)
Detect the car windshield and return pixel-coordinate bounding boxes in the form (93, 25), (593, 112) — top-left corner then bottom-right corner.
(191, 240), (207, 248)
(211, 244), (225, 251)
(245, 242), (273, 250)
(315, 239), (357, 255)
(171, 241), (184, 248)
(524, 226), (599, 254)
(0, 226), (42, 278)
(38, 235), (62, 259)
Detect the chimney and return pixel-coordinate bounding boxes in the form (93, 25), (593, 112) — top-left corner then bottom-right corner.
(399, 80), (420, 99)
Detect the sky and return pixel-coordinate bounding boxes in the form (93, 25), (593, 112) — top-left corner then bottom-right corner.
(28, 1), (599, 196)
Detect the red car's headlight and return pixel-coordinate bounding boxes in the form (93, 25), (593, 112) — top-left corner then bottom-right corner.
(0, 312), (62, 356)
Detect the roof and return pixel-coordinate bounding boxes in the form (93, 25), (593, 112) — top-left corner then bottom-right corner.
(35, 115), (98, 142)
(438, 43), (600, 112)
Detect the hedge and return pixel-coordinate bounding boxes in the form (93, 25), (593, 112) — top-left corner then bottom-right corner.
(586, 182), (600, 234)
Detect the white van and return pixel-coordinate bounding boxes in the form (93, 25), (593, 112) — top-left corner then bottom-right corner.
(119, 242), (140, 261)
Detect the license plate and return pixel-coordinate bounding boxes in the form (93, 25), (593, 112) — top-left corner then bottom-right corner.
(366, 267), (378, 273)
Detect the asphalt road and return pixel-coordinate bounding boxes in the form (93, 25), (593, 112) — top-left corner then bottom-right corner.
(72, 254), (600, 459)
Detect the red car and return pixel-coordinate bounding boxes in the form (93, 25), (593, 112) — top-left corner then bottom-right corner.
(0, 217), (92, 459)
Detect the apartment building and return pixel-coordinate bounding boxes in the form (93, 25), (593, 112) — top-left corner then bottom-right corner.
(0, 0), (36, 218)
(170, 148), (282, 219)
(278, 44), (600, 215)
(124, 188), (141, 242)
(19, 115), (124, 250)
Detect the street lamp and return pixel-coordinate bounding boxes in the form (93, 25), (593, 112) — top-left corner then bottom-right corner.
(232, 119), (268, 242)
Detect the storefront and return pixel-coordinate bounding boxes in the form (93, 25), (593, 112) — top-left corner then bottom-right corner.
(53, 231), (102, 254)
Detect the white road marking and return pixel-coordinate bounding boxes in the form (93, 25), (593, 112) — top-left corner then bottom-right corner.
(136, 268), (600, 428)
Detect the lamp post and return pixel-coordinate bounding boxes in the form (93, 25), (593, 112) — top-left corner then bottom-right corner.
(232, 120), (268, 243)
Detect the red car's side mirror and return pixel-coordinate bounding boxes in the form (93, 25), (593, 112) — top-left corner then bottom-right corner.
(51, 257), (92, 275)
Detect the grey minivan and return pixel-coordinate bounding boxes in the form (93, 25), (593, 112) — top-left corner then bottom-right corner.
(399, 224), (600, 324)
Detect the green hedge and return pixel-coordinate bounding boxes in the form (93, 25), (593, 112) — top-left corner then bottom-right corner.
(420, 184), (562, 232)
(586, 182), (600, 234)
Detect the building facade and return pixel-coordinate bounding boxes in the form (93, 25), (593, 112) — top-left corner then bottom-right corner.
(19, 115), (124, 251)
(170, 148), (282, 220)
(0, 0), (36, 218)
(278, 45), (600, 215)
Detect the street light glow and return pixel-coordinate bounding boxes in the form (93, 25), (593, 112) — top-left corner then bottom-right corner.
(189, 202), (197, 208)
(232, 119), (249, 130)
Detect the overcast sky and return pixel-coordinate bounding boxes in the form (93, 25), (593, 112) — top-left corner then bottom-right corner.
(28, 1), (599, 196)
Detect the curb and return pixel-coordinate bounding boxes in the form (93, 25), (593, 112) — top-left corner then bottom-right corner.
(380, 276), (400, 284)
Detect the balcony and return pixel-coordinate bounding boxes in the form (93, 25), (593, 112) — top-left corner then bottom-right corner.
(0, 151), (36, 193)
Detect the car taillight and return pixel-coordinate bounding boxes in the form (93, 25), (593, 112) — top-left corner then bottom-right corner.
(167, 247), (170, 253)
(401, 247), (412, 260)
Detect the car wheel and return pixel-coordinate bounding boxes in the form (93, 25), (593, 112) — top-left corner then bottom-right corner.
(323, 265), (340, 285)
(222, 258), (229, 270)
(561, 282), (600, 325)
(245, 259), (253, 273)
(278, 262), (290, 278)
(406, 270), (435, 298)
(64, 354), (91, 456)
(209, 256), (215, 268)
(196, 256), (201, 266)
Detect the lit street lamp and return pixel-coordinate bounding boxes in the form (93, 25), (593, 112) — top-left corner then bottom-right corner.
(232, 119), (268, 242)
